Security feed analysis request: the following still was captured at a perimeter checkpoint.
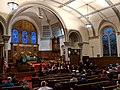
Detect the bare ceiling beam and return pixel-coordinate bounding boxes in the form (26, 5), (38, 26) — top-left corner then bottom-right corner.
(105, 0), (120, 23)
(88, 4), (107, 19)
(58, 0), (75, 8)
(79, 1), (120, 18)
(50, 0), (96, 36)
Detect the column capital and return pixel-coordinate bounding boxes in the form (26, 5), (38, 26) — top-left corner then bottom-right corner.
(2, 35), (11, 43)
(64, 42), (69, 46)
(78, 42), (83, 48)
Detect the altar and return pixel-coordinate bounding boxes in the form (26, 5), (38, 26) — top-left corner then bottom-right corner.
(11, 43), (38, 63)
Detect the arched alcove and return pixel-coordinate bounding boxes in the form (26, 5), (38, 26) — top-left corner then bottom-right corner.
(67, 30), (83, 65)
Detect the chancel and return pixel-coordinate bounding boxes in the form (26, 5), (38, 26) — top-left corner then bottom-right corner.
(0, 0), (120, 90)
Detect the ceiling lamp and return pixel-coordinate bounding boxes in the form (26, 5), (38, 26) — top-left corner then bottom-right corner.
(85, 24), (92, 28)
(85, 4), (92, 28)
(7, 1), (19, 10)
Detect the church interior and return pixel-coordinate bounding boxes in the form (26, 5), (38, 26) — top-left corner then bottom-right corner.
(0, 0), (120, 90)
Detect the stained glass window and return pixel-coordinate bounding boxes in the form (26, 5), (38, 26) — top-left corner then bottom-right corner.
(22, 30), (28, 44)
(12, 29), (18, 43)
(31, 32), (36, 44)
(102, 27), (117, 56)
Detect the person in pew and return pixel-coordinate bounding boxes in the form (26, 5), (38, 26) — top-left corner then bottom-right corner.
(116, 81), (120, 90)
(70, 73), (78, 82)
(11, 74), (19, 86)
(78, 74), (88, 84)
(22, 79), (32, 90)
(101, 70), (107, 78)
(54, 83), (62, 90)
(3, 77), (14, 87)
(38, 81), (53, 90)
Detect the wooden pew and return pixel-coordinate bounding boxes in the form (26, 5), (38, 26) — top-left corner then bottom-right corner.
(102, 85), (118, 90)
(48, 79), (70, 88)
(60, 81), (77, 90)
(74, 81), (108, 90)
(1, 86), (24, 90)
(32, 77), (40, 88)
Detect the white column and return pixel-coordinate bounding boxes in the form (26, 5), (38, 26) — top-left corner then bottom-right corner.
(78, 42), (83, 63)
(2, 35), (11, 73)
(5, 43), (8, 64)
(64, 42), (69, 62)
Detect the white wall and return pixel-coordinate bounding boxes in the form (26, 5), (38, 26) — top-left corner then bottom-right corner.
(89, 38), (101, 57)
(39, 39), (52, 51)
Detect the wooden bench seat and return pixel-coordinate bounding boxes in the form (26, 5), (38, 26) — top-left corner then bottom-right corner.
(102, 85), (118, 90)
(1, 86), (24, 90)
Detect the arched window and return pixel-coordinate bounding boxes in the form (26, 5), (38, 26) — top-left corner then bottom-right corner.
(102, 27), (117, 56)
(22, 30), (28, 44)
(31, 32), (36, 44)
(12, 20), (37, 44)
(12, 29), (18, 43)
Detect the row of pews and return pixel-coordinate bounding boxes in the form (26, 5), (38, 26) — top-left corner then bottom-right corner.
(0, 71), (119, 90)
(32, 73), (119, 90)
(0, 71), (35, 90)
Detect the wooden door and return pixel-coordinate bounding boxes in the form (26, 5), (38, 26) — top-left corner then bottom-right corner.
(69, 49), (81, 66)
(70, 55), (80, 66)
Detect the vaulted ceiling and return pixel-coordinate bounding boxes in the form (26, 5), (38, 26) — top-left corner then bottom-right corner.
(0, 0), (120, 37)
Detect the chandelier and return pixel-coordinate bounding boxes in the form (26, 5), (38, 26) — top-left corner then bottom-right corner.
(85, 4), (92, 28)
(7, 1), (19, 10)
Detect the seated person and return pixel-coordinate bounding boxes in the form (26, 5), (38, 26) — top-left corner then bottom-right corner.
(78, 74), (88, 84)
(54, 83), (62, 90)
(22, 80), (31, 90)
(70, 73), (78, 82)
(101, 70), (107, 78)
(11, 74), (19, 85)
(3, 77), (14, 87)
(38, 81), (53, 90)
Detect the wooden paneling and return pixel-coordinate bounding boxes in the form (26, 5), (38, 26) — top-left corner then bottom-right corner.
(38, 51), (60, 60)
(52, 37), (60, 52)
(89, 57), (120, 67)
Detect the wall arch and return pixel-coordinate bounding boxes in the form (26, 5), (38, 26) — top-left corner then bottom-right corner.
(98, 20), (118, 35)
(0, 15), (6, 35)
(6, 1), (67, 41)
(67, 30), (82, 43)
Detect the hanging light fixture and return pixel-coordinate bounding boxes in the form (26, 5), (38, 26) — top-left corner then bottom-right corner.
(7, 1), (19, 10)
(85, 4), (92, 28)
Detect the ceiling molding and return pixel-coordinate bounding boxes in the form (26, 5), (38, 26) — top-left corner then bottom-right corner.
(83, 42), (89, 44)
(89, 36), (99, 40)
(105, 0), (120, 23)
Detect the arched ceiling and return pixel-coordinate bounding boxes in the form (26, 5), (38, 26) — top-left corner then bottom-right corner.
(0, 0), (120, 37)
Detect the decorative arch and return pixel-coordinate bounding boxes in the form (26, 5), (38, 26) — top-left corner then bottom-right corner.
(67, 30), (82, 43)
(0, 15), (6, 35)
(98, 20), (118, 35)
(6, 1), (67, 41)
